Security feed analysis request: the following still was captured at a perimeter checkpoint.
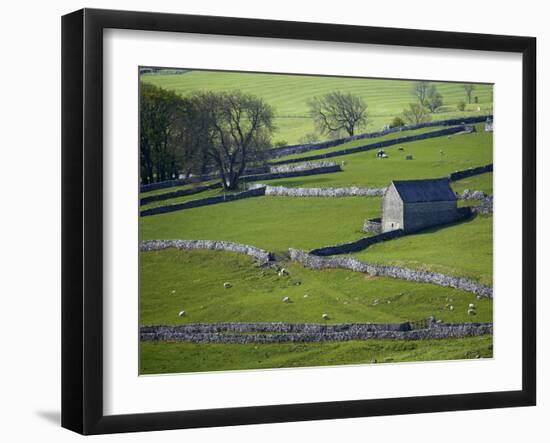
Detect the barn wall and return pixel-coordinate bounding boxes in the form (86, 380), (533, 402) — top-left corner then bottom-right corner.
(382, 185), (403, 232)
(403, 201), (458, 232)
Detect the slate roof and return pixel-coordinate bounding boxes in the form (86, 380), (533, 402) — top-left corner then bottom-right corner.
(391, 178), (457, 203)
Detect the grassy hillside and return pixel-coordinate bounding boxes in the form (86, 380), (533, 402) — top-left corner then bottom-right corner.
(351, 214), (493, 286)
(262, 128), (492, 188)
(141, 70), (493, 144)
(140, 249), (492, 327)
(140, 335), (493, 374)
(140, 196), (379, 253)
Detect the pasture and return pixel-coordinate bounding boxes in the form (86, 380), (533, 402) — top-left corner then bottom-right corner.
(140, 196), (378, 252)
(140, 249), (492, 327)
(140, 335), (493, 374)
(262, 126), (492, 189)
(138, 71), (494, 372)
(351, 214), (493, 286)
(141, 70), (493, 144)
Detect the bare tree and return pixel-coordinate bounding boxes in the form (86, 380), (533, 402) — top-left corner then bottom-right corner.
(402, 103), (432, 125)
(412, 81), (431, 106)
(307, 91), (368, 137)
(191, 91), (275, 190)
(425, 85), (443, 113)
(463, 83), (475, 104)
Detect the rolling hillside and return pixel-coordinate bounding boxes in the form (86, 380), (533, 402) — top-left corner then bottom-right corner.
(141, 70), (493, 144)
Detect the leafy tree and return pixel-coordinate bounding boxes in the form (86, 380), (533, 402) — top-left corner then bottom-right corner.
(389, 116), (406, 128)
(463, 83), (475, 104)
(411, 81), (431, 106)
(401, 103), (432, 125)
(425, 85), (443, 113)
(190, 91), (275, 190)
(139, 82), (181, 184)
(307, 91), (368, 137)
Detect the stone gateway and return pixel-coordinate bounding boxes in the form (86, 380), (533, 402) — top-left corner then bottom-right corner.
(381, 178), (459, 233)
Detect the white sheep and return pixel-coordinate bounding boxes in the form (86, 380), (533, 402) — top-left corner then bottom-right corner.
(468, 308), (476, 315)
(282, 296), (290, 303)
(178, 310), (186, 317)
(322, 313), (329, 320)
(449, 305), (454, 311)
(278, 268), (288, 277)
(303, 294), (309, 298)
(223, 282), (232, 289)
(469, 303), (476, 309)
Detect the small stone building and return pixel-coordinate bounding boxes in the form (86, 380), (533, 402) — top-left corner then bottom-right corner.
(382, 178), (458, 233)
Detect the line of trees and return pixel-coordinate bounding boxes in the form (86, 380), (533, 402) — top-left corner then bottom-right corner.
(140, 83), (274, 189)
(141, 79), (485, 187)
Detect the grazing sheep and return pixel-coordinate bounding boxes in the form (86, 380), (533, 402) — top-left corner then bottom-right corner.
(468, 308), (476, 315)
(303, 294), (309, 298)
(449, 305), (454, 311)
(223, 282), (232, 289)
(282, 296), (290, 303)
(170, 289), (176, 294)
(322, 313), (329, 320)
(469, 303), (476, 309)
(341, 160), (346, 167)
(178, 310), (186, 317)
(278, 268), (288, 277)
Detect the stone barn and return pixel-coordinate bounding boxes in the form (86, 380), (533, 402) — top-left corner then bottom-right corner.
(381, 178), (458, 233)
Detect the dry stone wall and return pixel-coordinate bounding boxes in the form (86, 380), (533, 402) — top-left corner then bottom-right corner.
(140, 174), (217, 193)
(289, 248), (493, 297)
(140, 182), (222, 205)
(249, 184), (386, 197)
(309, 230), (405, 256)
(140, 187), (267, 217)
(363, 218), (382, 234)
(140, 239), (273, 265)
(266, 115), (492, 160)
(449, 164), (493, 181)
(240, 164), (341, 182)
(269, 126), (469, 166)
(140, 322), (493, 343)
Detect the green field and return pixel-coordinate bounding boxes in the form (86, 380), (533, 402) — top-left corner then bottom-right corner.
(140, 196), (379, 253)
(351, 214), (493, 286)
(141, 70), (493, 144)
(262, 127), (492, 189)
(140, 336), (493, 374)
(140, 249), (491, 327)
(139, 71), (493, 374)
(277, 126), (440, 161)
(451, 172), (493, 195)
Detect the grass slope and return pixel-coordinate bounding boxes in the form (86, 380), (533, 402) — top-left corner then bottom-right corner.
(140, 249), (492, 326)
(140, 196), (380, 252)
(351, 215), (493, 286)
(140, 336), (493, 374)
(141, 70), (493, 144)
(451, 172), (493, 195)
(278, 126), (440, 161)
(261, 128), (492, 189)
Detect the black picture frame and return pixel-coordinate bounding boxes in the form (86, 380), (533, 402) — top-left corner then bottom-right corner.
(61, 8), (537, 435)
